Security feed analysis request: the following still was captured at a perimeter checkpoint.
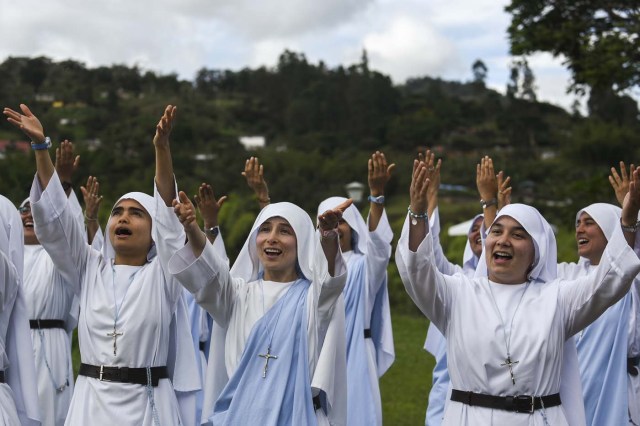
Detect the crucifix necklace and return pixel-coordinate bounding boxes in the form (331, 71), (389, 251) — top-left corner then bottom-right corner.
(487, 280), (530, 385)
(109, 264), (140, 356)
(257, 279), (297, 378)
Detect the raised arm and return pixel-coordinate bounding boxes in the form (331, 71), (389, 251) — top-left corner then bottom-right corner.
(194, 183), (227, 244)
(367, 151), (395, 232)
(497, 170), (512, 211)
(55, 139), (80, 197)
(562, 168), (640, 335)
(174, 191), (207, 258)
(4, 104), (55, 188)
(80, 176), (104, 245)
(476, 156), (499, 229)
(408, 158), (430, 251)
(242, 156), (270, 209)
(609, 161), (635, 207)
(318, 199), (353, 277)
(153, 105), (178, 206)
(621, 168), (640, 247)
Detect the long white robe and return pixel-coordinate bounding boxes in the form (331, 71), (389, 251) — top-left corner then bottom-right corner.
(30, 173), (200, 426)
(0, 250), (22, 425)
(396, 214), (640, 426)
(23, 244), (76, 426)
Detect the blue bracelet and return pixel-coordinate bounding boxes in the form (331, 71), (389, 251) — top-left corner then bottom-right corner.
(368, 195), (385, 204)
(31, 137), (52, 150)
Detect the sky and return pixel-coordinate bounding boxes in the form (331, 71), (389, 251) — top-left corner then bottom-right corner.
(0, 0), (585, 111)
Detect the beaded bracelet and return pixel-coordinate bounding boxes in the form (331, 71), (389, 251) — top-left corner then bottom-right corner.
(407, 206), (428, 225)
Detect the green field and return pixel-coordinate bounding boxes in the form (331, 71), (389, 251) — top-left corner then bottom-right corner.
(381, 315), (434, 425)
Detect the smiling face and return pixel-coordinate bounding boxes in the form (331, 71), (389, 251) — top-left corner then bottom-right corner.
(485, 216), (535, 284)
(256, 216), (299, 282)
(19, 202), (39, 245)
(468, 216), (484, 258)
(575, 212), (607, 265)
(108, 199), (152, 265)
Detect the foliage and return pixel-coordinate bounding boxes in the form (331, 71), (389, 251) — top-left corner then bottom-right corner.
(506, 0), (640, 93)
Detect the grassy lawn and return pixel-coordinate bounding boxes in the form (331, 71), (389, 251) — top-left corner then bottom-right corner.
(71, 314), (436, 425)
(381, 314), (434, 426)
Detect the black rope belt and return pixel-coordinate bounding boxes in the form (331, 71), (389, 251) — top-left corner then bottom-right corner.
(451, 390), (561, 414)
(364, 328), (372, 338)
(629, 357), (639, 377)
(30, 319), (66, 329)
(78, 363), (168, 387)
(0, 370), (4, 383)
(199, 341), (206, 352)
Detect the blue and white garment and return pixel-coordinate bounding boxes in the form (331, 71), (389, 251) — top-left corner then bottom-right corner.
(169, 202), (348, 426)
(317, 197), (395, 426)
(212, 278), (316, 425)
(558, 203), (640, 426)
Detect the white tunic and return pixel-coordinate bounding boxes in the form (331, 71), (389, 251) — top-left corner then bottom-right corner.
(169, 240), (347, 425)
(0, 250), (22, 425)
(24, 244), (76, 426)
(396, 216), (640, 426)
(31, 173), (199, 426)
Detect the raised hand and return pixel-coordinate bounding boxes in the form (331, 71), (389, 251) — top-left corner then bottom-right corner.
(242, 157), (270, 207)
(55, 140), (80, 185)
(419, 150), (441, 218)
(173, 191), (207, 256)
(194, 183), (227, 228)
(3, 104), (45, 143)
(368, 151), (395, 197)
(80, 176), (103, 221)
(410, 159), (430, 215)
(476, 156), (498, 203)
(610, 161), (636, 207)
(318, 199), (353, 232)
(497, 171), (512, 210)
(153, 105), (177, 148)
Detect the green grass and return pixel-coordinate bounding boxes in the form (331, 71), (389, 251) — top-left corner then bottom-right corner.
(381, 314), (434, 425)
(71, 314), (436, 425)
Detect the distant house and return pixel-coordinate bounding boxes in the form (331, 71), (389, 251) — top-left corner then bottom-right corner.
(238, 136), (265, 150)
(0, 139), (31, 159)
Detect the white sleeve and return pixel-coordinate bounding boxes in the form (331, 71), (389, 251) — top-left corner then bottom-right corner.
(152, 181), (188, 308)
(30, 172), (87, 296)
(429, 207), (463, 276)
(366, 209), (393, 299)
(395, 214), (458, 333)
(0, 251), (18, 311)
(168, 240), (240, 328)
(559, 230), (640, 337)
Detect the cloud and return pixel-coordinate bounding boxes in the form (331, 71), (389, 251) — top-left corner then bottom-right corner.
(363, 15), (459, 83)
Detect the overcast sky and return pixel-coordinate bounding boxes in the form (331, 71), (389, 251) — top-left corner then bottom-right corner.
(0, 0), (584, 111)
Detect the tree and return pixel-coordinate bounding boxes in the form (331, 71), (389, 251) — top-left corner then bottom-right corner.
(506, 58), (537, 101)
(506, 0), (640, 94)
(471, 59), (488, 85)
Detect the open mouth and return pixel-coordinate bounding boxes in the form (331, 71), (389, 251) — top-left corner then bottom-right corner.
(263, 247), (282, 258)
(23, 220), (34, 229)
(577, 238), (589, 246)
(115, 227), (133, 237)
(493, 251), (513, 263)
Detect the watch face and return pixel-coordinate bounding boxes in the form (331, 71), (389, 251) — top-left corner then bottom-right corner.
(206, 227), (219, 236)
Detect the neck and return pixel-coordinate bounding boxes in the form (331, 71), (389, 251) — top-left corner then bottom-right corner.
(114, 253), (147, 266)
(263, 269), (298, 283)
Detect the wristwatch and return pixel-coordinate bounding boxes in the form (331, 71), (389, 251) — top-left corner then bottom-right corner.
(620, 220), (640, 233)
(480, 198), (497, 209)
(204, 226), (220, 237)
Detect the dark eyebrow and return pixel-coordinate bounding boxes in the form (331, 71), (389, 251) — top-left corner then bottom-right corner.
(129, 207), (146, 215)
